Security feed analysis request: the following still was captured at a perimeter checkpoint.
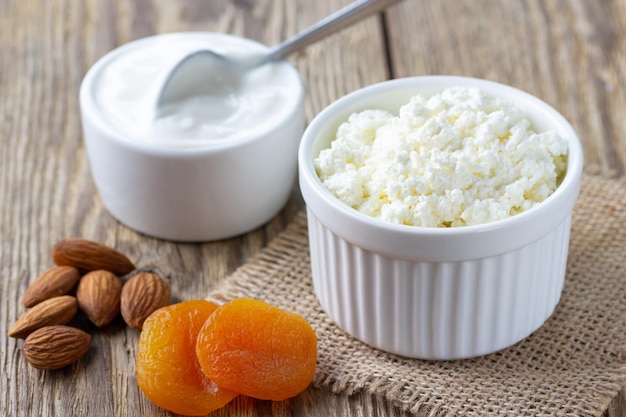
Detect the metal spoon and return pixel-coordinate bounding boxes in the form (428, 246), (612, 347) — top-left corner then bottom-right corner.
(155, 0), (404, 112)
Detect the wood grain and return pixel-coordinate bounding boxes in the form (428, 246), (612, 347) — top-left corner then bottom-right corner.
(1, 0), (624, 416)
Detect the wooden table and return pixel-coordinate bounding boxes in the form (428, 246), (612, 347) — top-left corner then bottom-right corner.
(1, 0), (625, 415)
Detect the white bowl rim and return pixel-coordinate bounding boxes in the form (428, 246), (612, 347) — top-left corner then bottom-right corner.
(299, 76), (584, 261)
(79, 31), (305, 158)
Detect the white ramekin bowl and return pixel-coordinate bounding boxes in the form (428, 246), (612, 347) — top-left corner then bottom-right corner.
(299, 76), (583, 360)
(80, 33), (305, 241)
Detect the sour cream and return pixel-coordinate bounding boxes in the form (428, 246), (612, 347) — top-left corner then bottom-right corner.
(89, 33), (302, 148)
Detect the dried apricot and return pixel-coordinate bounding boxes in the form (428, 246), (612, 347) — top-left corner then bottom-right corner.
(195, 298), (317, 401)
(136, 300), (238, 416)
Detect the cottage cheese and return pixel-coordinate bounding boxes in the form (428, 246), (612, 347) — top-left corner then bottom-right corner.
(314, 86), (568, 227)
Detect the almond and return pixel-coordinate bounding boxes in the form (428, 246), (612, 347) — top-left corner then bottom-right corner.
(8, 295), (78, 339)
(52, 238), (135, 275)
(23, 325), (91, 370)
(76, 270), (122, 327)
(120, 272), (171, 329)
(22, 266), (81, 308)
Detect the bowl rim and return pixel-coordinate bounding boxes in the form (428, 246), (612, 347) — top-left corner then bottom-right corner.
(298, 76), (584, 261)
(79, 31), (305, 158)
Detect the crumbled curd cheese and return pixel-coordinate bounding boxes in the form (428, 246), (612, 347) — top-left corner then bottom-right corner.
(314, 86), (568, 227)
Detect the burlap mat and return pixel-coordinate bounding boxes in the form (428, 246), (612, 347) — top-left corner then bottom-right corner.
(208, 174), (626, 416)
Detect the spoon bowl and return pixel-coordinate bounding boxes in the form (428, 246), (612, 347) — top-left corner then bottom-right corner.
(155, 49), (268, 111)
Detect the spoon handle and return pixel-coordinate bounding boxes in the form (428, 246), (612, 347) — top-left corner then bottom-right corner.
(267, 0), (404, 60)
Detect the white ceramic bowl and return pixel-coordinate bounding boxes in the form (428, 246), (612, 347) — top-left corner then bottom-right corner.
(80, 33), (305, 241)
(299, 76), (583, 359)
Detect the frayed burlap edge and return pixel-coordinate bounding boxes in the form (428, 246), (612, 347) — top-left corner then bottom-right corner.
(208, 174), (626, 417)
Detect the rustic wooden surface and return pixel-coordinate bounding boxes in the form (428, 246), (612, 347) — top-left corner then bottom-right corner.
(1, 0), (625, 416)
